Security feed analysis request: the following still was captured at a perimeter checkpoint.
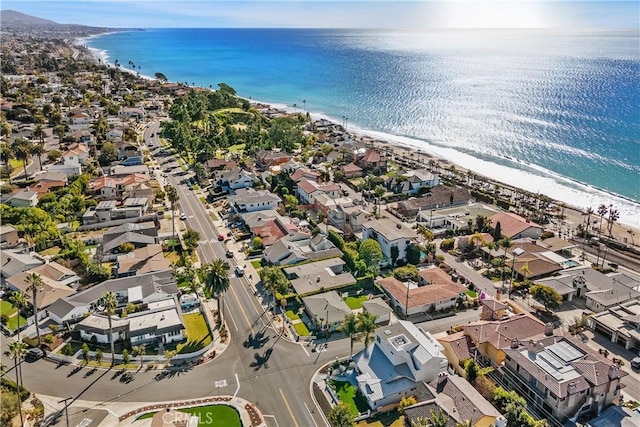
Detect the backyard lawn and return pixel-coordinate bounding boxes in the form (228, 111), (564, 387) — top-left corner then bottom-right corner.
(136, 404), (241, 427)
(285, 310), (300, 321)
(0, 300), (18, 316)
(250, 260), (262, 270)
(344, 296), (368, 309)
(466, 290), (478, 298)
(330, 380), (369, 415)
(356, 411), (404, 427)
(6, 314), (27, 331)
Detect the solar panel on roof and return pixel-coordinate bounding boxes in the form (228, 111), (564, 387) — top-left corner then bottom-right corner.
(547, 341), (583, 362)
(538, 351), (564, 369)
(536, 358), (565, 380)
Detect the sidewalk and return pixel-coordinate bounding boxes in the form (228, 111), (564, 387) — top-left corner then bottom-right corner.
(35, 393), (266, 427)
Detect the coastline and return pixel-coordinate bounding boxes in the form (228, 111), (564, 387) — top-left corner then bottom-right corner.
(81, 33), (640, 235)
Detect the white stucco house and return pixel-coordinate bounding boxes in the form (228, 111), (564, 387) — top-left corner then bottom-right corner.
(361, 218), (418, 266)
(353, 320), (448, 411)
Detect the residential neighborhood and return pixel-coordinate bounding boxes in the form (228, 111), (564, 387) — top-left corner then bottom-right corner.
(0, 14), (639, 427)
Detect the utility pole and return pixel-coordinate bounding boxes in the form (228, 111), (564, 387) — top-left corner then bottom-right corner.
(58, 397), (73, 427)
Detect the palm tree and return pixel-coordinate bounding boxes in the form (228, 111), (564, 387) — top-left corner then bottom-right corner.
(1, 141), (15, 183)
(6, 341), (27, 427)
(166, 185), (179, 243)
(132, 344), (147, 370)
(338, 313), (361, 360)
(357, 311), (377, 354)
(13, 138), (32, 179)
(601, 207), (620, 267)
(428, 409), (449, 427)
(260, 267), (288, 313)
(202, 259), (230, 325)
(498, 237), (513, 286)
(583, 206), (594, 236)
(597, 204), (608, 236)
(101, 291), (118, 365)
(9, 291), (28, 341)
(25, 273), (44, 346)
(31, 141), (46, 171)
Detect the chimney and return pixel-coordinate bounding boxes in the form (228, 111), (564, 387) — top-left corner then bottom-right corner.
(608, 364), (620, 380)
(545, 322), (554, 336)
(495, 416), (507, 427)
(496, 289), (502, 301)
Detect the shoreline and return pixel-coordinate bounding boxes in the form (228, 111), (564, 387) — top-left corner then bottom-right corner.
(80, 34), (640, 234)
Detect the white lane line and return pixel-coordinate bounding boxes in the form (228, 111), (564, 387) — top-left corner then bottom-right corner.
(226, 307), (239, 332)
(233, 372), (240, 397)
(303, 402), (319, 427)
(301, 343), (310, 357)
(263, 415), (280, 427)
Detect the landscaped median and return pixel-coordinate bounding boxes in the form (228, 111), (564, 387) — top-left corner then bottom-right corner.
(135, 403), (241, 427)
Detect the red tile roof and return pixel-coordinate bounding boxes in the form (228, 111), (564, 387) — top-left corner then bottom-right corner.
(490, 212), (543, 239)
(378, 276), (467, 309)
(463, 314), (546, 349)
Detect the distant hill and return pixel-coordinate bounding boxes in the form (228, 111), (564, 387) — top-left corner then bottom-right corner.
(0, 9), (129, 37)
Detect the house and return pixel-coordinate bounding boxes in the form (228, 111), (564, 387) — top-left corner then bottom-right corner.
(587, 300), (640, 352)
(327, 199), (371, 234)
(385, 169), (439, 195)
(586, 404), (640, 427)
(101, 222), (158, 256)
(285, 258), (356, 296)
(297, 179), (341, 205)
(5, 269), (77, 312)
(227, 188), (281, 213)
(362, 218), (418, 265)
(353, 320), (448, 411)
(361, 298), (394, 325)
(48, 269), (178, 325)
(241, 210), (299, 246)
(118, 107), (145, 120)
(417, 203), (499, 233)
(404, 374), (503, 427)
(116, 141), (141, 160)
(256, 149), (291, 168)
(216, 167), (257, 192)
(491, 211), (544, 240)
(263, 233), (342, 266)
(6, 189), (38, 207)
(290, 167), (320, 183)
(437, 332), (475, 377)
(61, 143), (89, 165)
(377, 269), (467, 316)
(0, 248), (44, 283)
(502, 332), (627, 422)
(76, 298), (185, 346)
(396, 186), (473, 220)
(0, 225), (19, 248)
(204, 158), (237, 172)
(105, 129), (123, 141)
(339, 162), (363, 178)
(115, 244), (171, 277)
(111, 165), (150, 176)
(537, 268), (640, 309)
(90, 173), (150, 200)
(70, 112), (91, 125)
(356, 148), (387, 173)
(46, 162), (82, 177)
(32, 172), (68, 195)
(302, 291), (352, 332)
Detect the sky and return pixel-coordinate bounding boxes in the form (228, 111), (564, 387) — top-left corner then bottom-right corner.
(2, 1), (638, 29)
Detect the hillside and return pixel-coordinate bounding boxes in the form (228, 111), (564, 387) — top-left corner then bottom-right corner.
(0, 9), (123, 37)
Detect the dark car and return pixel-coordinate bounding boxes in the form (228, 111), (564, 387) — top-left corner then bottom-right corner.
(26, 348), (44, 361)
(226, 250), (234, 258)
(217, 234), (225, 241)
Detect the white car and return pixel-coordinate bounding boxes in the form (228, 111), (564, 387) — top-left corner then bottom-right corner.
(179, 213), (187, 220)
(235, 265), (245, 277)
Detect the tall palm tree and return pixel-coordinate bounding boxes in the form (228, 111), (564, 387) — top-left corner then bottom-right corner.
(25, 273), (44, 346)
(31, 141), (46, 171)
(13, 138), (32, 180)
(597, 204), (608, 236)
(33, 124), (45, 144)
(357, 311), (377, 354)
(0, 141), (14, 183)
(583, 206), (594, 236)
(601, 207), (620, 267)
(498, 237), (513, 286)
(202, 259), (230, 325)
(166, 185), (179, 243)
(101, 291), (118, 365)
(6, 341), (27, 427)
(338, 313), (360, 360)
(9, 291), (28, 341)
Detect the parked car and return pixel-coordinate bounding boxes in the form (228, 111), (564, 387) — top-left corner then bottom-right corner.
(26, 348), (44, 361)
(180, 213), (187, 220)
(226, 250), (234, 258)
(632, 357), (640, 369)
(217, 234), (224, 241)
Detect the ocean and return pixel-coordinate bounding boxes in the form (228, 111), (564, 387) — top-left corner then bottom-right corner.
(85, 28), (640, 227)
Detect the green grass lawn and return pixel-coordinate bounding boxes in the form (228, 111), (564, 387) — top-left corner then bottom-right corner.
(293, 322), (310, 336)
(199, 197), (207, 204)
(344, 296), (368, 309)
(176, 313), (212, 354)
(9, 158), (23, 169)
(285, 310), (300, 321)
(39, 246), (61, 256)
(136, 404), (241, 426)
(330, 380), (369, 415)
(227, 143), (246, 153)
(0, 300), (18, 317)
(6, 314), (27, 331)
(356, 411), (404, 427)
(250, 260), (262, 270)
(466, 290), (478, 298)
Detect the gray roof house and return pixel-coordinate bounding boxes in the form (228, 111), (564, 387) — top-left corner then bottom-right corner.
(0, 248), (44, 282)
(227, 188), (281, 213)
(263, 233), (342, 266)
(353, 320), (448, 411)
(302, 291), (352, 331)
(284, 258), (356, 296)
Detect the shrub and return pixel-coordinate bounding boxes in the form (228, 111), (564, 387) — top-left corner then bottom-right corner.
(61, 343), (74, 356)
(0, 313), (8, 325)
(1, 377), (31, 401)
(540, 231), (555, 240)
(440, 238), (455, 251)
(393, 265), (419, 281)
(42, 334), (55, 344)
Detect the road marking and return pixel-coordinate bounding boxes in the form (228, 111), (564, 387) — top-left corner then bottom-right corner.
(301, 343), (310, 357)
(226, 306), (240, 332)
(279, 389), (299, 427)
(263, 415), (280, 427)
(303, 402), (319, 427)
(233, 372), (240, 397)
(230, 283), (254, 334)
